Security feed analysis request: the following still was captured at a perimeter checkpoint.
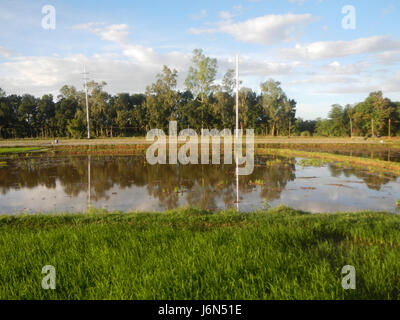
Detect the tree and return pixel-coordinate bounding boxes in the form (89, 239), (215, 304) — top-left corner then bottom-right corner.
(67, 109), (86, 138)
(87, 81), (109, 137)
(37, 95), (55, 137)
(144, 65), (179, 132)
(211, 90), (234, 129)
(328, 104), (348, 136)
(366, 91), (393, 137)
(260, 80), (290, 136)
(238, 87), (259, 131)
(185, 49), (217, 102)
(18, 94), (37, 137)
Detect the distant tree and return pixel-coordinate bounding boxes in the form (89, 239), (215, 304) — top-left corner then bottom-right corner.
(260, 80), (292, 136)
(185, 49), (217, 102)
(144, 65), (179, 132)
(18, 94), (37, 137)
(37, 94), (55, 137)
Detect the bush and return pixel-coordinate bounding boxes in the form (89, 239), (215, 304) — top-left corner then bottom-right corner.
(300, 131), (311, 137)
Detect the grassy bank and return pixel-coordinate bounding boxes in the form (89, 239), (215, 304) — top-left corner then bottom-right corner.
(0, 147), (43, 154)
(0, 206), (399, 300)
(1, 136), (399, 148)
(257, 148), (400, 175)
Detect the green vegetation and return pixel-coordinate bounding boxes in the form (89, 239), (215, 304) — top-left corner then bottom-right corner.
(0, 206), (399, 300)
(0, 147), (42, 154)
(257, 148), (400, 175)
(0, 46), (398, 140)
(0, 49), (296, 139)
(265, 158), (283, 167)
(299, 159), (327, 167)
(249, 179), (265, 186)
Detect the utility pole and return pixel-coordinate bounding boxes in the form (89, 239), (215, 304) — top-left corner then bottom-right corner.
(235, 54), (239, 138)
(235, 54), (239, 212)
(83, 65), (90, 139)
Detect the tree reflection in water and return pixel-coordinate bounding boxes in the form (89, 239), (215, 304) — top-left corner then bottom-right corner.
(0, 154), (397, 211)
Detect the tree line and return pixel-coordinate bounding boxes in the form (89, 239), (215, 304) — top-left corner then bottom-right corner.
(0, 48), (398, 139)
(294, 92), (400, 138)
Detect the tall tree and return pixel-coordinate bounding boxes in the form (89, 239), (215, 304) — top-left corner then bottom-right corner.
(185, 49), (217, 102)
(144, 65), (179, 132)
(260, 80), (289, 136)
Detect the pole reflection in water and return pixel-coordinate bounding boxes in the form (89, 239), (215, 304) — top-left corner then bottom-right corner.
(87, 155), (91, 210)
(236, 160), (239, 212)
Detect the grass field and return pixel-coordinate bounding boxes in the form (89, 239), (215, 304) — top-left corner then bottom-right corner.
(0, 147), (43, 154)
(257, 148), (400, 175)
(1, 136), (399, 148)
(0, 206), (399, 300)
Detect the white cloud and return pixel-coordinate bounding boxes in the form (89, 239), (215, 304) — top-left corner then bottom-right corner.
(0, 54), (162, 97)
(324, 61), (369, 75)
(279, 36), (400, 60)
(0, 23), (297, 97)
(0, 46), (12, 58)
(289, 75), (357, 85)
(375, 50), (400, 65)
(218, 56), (294, 77)
(218, 5), (243, 20)
(190, 9), (208, 20)
(189, 13), (314, 45)
(74, 23), (129, 44)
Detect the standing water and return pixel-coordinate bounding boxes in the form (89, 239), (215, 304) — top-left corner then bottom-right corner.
(0, 154), (399, 214)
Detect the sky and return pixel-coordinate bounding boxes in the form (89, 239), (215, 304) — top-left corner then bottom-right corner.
(0, 0), (399, 120)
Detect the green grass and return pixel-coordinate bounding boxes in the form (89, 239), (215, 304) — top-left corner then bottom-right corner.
(298, 159), (327, 168)
(257, 148), (400, 175)
(0, 147), (42, 154)
(0, 206), (399, 300)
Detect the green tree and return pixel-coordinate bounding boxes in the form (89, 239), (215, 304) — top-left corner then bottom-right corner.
(144, 65), (178, 132)
(37, 94), (55, 138)
(260, 80), (290, 136)
(185, 49), (217, 101)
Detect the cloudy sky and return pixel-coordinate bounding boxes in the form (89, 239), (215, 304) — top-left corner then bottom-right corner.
(0, 0), (399, 119)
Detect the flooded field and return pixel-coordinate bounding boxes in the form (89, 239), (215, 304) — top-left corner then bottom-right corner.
(0, 154), (399, 214)
(256, 143), (400, 162)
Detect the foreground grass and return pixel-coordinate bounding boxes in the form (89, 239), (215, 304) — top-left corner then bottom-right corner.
(257, 148), (400, 175)
(0, 206), (399, 300)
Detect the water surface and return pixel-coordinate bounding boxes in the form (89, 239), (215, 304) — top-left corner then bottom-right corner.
(0, 154), (399, 214)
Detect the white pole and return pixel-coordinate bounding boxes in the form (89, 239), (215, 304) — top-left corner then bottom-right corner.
(235, 55), (239, 137)
(84, 65), (90, 139)
(88, 155), (91, 210)
(235, 54), (239, 211)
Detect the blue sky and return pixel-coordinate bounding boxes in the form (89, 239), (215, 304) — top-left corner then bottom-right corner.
(0, 0), (399, 119)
